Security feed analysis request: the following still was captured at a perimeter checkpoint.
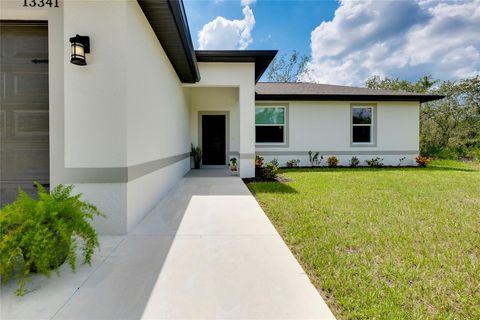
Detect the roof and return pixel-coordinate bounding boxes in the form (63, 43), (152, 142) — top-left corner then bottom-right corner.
(255, 82), (444, 103)
(137, 0), (200, 83)
(195, 50), (278, 83)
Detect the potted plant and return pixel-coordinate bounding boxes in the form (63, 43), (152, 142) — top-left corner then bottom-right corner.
(229, 157), (238, 175)
(0, 183), (105, 296)
(191, 144), (202, 169)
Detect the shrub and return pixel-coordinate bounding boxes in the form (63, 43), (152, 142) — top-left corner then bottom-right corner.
(0, 184), (105, 296)
(365, 157), (384, 168)
(327, 156), (340, 167)
(261, 159), (280, 180)
(349, 156), (360, 167)
(308, 151), (323, 167)
(190, 144), (202, 169)
(255, 155), (264, 168)
(286, 159), (300, 168)
(415, 156), (431, 167)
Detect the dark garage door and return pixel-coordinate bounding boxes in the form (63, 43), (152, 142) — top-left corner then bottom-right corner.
(0, 22), (49, 206)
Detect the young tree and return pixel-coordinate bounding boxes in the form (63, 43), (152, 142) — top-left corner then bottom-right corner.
(265, 50), (310, 82)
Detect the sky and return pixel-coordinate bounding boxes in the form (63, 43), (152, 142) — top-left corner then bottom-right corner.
(183, 0), (480, 86)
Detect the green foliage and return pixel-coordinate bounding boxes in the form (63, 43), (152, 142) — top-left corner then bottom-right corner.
(366, 75), (480, 159)
(286, 159), (300, 168)
(308, 151), (323, 167)
(190, 144), (202, 169)
(266, 50), (310, 82)
(0, 184), (105, 296)
(327, 156), (340, 167)
(349, 156), (360, 167)
(365, 157), (384, 167)
(261, 159), (280, 180)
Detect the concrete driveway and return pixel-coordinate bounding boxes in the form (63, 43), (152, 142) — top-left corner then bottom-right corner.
(1, 169), (335, 319)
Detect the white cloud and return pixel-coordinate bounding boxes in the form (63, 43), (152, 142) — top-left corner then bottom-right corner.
(302, 0), (480, 85)
(198, 4), (255, 50)
(241, 0), (256, 6)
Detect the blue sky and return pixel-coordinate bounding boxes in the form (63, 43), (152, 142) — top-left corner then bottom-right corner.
(184, 0), (339, 57)
(183, 0), (480, 85)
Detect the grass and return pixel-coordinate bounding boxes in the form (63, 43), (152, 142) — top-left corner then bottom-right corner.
(247, 160), (480, 319)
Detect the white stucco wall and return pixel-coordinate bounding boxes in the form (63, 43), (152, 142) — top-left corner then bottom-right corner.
(185, 62), (256, 177)
(256, 100), (420, 166)
(124, 0), (190, 231)
(2, 0), (191, 234)
(188, 87), (240, 155)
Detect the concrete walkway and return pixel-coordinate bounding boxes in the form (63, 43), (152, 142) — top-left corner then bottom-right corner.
(1, 169), (335, 319)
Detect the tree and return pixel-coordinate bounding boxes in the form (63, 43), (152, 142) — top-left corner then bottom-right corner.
(366, 75), (480, 159)
(265, 50), (309, 82)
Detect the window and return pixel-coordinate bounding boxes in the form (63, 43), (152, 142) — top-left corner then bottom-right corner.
(255, 106), (286, 144)
(352, 106), (374, 144)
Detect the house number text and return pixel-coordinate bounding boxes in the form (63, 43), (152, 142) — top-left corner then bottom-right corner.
(23, 0), (59, 7)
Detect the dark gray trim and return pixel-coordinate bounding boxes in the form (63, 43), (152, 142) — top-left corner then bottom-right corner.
(195, 50), (277, 82)
(63, 152), (190, 183)
(137, 0), (200, 83)
(350, 103), (377, 147)
(255, 94), (444, 103)
(256, 150), (419, 156)
(198, 111), (230, 166)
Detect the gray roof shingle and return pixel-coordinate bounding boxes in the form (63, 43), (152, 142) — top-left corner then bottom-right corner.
(255, 82), (444, 103)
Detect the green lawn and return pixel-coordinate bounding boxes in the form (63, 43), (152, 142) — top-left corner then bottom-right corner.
(247, 160), (480, 319)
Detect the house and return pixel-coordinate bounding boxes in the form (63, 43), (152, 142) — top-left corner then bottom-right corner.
(0, 0), (443, 234)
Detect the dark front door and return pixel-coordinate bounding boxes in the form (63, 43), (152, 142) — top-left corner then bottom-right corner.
(0, 22), (50, 207)
(202, 115), (226, 165)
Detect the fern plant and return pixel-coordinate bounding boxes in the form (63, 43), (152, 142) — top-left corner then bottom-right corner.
(0, 183), (105, 296)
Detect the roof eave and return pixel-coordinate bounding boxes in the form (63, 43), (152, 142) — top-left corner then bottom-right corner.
(255, 94), (445, 103)
(137, 0), (200, 83)
(195, 50), (278, 83)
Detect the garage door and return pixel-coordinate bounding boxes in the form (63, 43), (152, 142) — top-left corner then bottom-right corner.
(0, 21), (49, 207)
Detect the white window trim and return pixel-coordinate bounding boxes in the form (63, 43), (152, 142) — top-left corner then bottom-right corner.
(350, 104), (377, 147)
(255, 105), (288, 146)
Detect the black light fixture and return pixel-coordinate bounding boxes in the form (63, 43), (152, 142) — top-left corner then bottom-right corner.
(69, 35), (90, 66)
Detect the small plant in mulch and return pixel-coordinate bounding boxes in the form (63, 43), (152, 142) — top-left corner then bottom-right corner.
(415, 156), (431, 167)
(349, 156), (360, 167)
(365, 157), (384, 168)
(286, 159), (300, 168)
(327, 156), (340, 167)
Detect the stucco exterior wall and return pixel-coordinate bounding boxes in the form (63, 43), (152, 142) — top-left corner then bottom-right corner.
(188, 87), (240, 155)
(256, 100), (420, 166)
(124, 0), (190, 231)
(1, 0), (191, 234)
(186, 62), (256, 177)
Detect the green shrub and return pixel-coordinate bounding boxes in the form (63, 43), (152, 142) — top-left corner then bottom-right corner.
(327, 156), (340, 167)
(0, 184), (105, 296)
(261, 159), (280, 180)
(286, 159), (300, 168)
(349, 156), (360, 167)
(365, 157), (384, 168)
(308, 151), (323, 167)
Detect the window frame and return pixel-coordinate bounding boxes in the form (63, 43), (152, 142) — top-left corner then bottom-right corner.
(255, 104), (288, 147)
(350, 104), (377, 146)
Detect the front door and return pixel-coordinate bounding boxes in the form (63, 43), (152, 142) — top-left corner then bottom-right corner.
(201, 115), (226, 165)
(0, 22), (50, 206)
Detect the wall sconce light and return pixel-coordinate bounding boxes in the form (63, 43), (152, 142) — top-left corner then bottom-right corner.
(69, 35), (90, 66)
